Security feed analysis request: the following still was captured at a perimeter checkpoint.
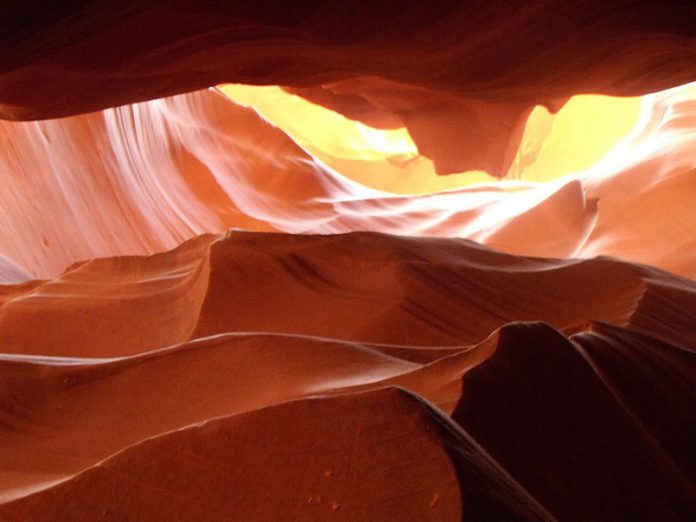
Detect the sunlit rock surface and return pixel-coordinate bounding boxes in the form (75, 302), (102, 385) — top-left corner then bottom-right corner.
(2, 83), (696, 279)
(1, 3), (696, 520)
(1, 1), (695, 174)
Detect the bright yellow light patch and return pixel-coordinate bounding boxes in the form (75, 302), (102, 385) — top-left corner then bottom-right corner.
(218, 83), (644, 194)
(509, 96), (643, 182)
(218, 85), (416, 160)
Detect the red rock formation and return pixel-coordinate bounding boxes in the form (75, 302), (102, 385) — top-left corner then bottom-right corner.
(2, 83), (696, 280)
(1, 3), (696, 520)
(2, 1), (695, 173)
(0, 232), (694, 519)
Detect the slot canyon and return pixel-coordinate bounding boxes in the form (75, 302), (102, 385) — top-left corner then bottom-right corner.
(0, 2), (695, 520)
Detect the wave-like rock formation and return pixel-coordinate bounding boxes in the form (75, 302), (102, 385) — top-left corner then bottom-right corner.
(0, 231), (694, 520)
(2, 82), (696, 280)
(2, 1), (695, 174)
(2, 3), (696, 520)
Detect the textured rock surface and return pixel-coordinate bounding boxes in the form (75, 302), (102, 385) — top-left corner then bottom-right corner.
(2, 3), (696, 520)
(0, 231), (694, 519)
(2, 84), (696, 279)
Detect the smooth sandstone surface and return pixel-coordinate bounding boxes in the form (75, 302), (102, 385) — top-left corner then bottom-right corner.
(0, 231), (694, 520)
(2, 83), (696, 281)
(1, 3), (696, 520)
